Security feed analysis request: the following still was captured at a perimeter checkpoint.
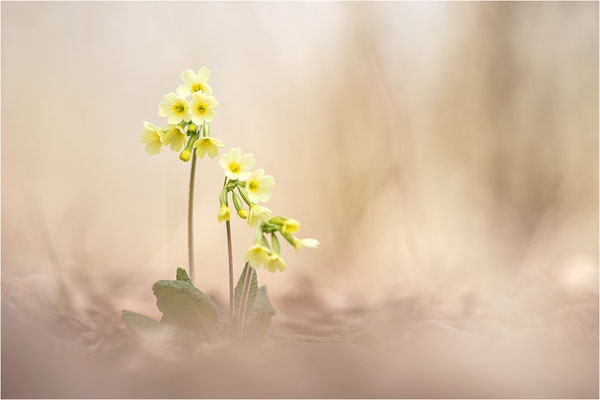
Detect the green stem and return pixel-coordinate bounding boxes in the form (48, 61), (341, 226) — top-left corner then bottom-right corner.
(188, 148), (197, 284)
(226, 219), (234, 331)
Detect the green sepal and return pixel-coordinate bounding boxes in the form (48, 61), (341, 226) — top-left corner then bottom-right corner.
(237, 186), (253, 206)
(219, 186), (228, 206)
(260, 221), (281, 234)
(268, 216), (287, 225)
(232, 191), (244, 212)
(280, 230), (297, 248)
(271, 233), (281, 255)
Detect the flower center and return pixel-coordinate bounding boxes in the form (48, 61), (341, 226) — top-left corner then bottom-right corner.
(175, 104), (185, 113)
(191, 83), (204, 93)
(228, 162), (241, 173)
(197, 105), (206, 114)
(248, 181), (259, 191)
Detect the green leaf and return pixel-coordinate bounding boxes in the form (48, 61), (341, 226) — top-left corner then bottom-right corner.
(121, 310), (163, 332)
(121, 310), (198, 344)
(234, 263), (258, 318)
(152, 279), (218, 336)
(245, 285), (276, 338)
(176, 267), (192, 283)
(215, 306), (230, 332)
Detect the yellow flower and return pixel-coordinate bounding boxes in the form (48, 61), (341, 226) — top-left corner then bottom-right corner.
(244, 244), (271, 268)
(177, 67), (213, 98)
(161, 124), (187, 152)
(158, 93), (189, 124)
(140, 121), (163, 155)
(189, 93), (218, 125)
(282, 218), (301, 234)
(217, 205), (232, 222)
(219, 148), (255, 180)
(247, 204), (272, 227)
(179, 149), (191, 162)
(245, 169), (275, 203)
(293, 238), (320, 251)
(265, 254), (287, 273)
(193, 137), (224, 159)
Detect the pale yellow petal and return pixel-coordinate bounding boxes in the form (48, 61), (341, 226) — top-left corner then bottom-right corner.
(145, 142), (162, 155)
(240, 153), (256, 169)
(196, 141), (207, 158)
(210, 138), (224, 148)
(206, 143), (219, 158)
(176, 84), (191, 98)
(197, 66), (210, 83)
(181, 69), (196, 85)
(143, 121), (159, 131)
(204, 109), (216, 122)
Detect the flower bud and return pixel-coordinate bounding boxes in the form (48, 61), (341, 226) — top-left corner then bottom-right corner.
(179, 149), (191, 162)
(238, 209), (248, 219)
(282, 218), (301, 234)
(217, 205), (232, 223)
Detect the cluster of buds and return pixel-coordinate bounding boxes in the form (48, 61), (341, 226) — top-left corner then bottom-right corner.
(140, 67), (224, 161)
(244, 217), (319, 273)
(217, 148), (275, 227)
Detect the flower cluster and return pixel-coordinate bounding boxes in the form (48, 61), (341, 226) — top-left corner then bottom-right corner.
(244, 217), (319, 273)
(140, 67), (224, 161)
(216, 147), (275, 226)
(215, 147), (318, 273)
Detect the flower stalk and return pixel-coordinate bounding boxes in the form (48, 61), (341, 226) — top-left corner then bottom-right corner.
(225, 219), (234, 330)
(188, 147), (197, 283)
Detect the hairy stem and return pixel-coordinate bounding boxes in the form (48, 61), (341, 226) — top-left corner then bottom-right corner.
(226, 220), (234, 330)
(238, 265), (254, 336)
(188, 148), (197, 284)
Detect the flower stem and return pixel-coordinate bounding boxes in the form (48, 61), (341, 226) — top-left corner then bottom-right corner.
(238, 265), (254, 336)
(188, 148), (197, 284)
(226, 219), (234, 330)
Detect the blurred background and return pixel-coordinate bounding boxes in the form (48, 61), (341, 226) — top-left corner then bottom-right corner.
(2, 2), (598, 398)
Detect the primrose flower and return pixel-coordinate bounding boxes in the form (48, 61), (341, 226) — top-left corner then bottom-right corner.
(177, 67), (213, 98)
(158, 93), (189, 124)
(294, 238), (320, 251)
(140, 122), (164, 155)
(265, 253), (287, 273)
(161, 124), (187, 152)
(217, 205), (232, 222)
(189, 93), (218, 126)
(247, 204), (272, 227)
(246, 169), (275, 203)
(282, 218), (301, 234)
(193, 137), (224, 159)
(219, 148), (255, 180)
(244, 244), (271, 268)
